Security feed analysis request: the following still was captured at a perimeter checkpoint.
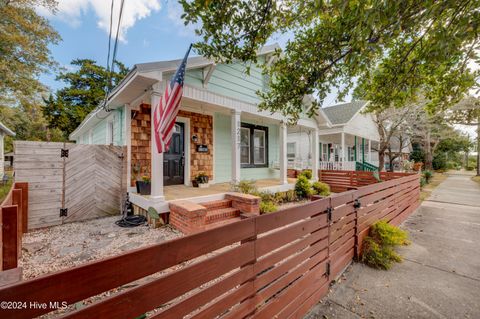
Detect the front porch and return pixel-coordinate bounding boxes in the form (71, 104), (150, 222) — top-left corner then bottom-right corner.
(130, 174), (297, 214)
(163, 178), (297, 201)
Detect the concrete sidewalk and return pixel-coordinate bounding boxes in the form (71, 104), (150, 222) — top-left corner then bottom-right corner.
(305, 172), (480, 319)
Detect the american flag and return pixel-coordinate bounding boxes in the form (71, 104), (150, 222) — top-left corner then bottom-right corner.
(153, 44), (192, 153)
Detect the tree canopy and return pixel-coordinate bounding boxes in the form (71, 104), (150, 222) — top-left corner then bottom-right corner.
(0, 0), (60, 106)
(43, 59), (129, 137)
(181, 0), (480, 121)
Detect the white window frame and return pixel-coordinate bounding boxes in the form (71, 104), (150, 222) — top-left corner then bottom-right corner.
(240, 127), (250, 165)
(107, 120), (114, 145)
(253, 129), (266, 165)
(287, 142), (296, 159)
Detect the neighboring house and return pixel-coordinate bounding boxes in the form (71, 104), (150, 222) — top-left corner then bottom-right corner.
(0, 122), (15, 177)
(385, 135), (412, 171)
(69, 44), (331, 211)
(287, 101), (380, 171)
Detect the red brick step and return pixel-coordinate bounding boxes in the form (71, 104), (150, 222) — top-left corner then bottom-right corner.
(205, 207), (240, 224)
(201, 199), (232, 210)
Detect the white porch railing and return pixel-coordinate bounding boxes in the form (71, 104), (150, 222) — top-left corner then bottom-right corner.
(318, 161), (356, 171)
(287, 159), (312, 170)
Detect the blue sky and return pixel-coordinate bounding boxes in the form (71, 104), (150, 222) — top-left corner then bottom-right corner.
(37, 0), (343, 107)
(39, 1), (203, 91)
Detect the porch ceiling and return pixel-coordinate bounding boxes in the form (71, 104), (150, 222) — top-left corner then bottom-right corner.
(319, 132), (379, 146)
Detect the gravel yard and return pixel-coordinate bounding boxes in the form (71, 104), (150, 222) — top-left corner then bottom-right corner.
(19, 216), (182, 279)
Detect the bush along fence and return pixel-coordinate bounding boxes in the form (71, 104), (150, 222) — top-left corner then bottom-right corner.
(0, 182), (28, 272)
(0, 174), (419, 319)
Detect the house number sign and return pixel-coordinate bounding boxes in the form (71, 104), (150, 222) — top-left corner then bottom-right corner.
(197, 144), (209, 153)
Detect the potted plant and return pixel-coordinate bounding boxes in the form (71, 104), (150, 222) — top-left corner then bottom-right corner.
(195, 172), (209, 188)
(136, 175), (151, 195)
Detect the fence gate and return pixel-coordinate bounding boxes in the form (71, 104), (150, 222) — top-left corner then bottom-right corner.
(14, 141), (126, 229)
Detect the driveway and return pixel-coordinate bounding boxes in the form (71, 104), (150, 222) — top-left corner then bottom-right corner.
(305, 171), (480, 319)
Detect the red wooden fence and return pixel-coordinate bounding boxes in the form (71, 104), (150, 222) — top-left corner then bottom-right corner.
(318, 170), (412, 192)
(0, 182), (28, 271)
(0, 174), (419, 319)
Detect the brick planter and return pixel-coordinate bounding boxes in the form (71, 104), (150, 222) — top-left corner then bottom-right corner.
(225, 193), (260, 215)
(169, 201), (207, 234)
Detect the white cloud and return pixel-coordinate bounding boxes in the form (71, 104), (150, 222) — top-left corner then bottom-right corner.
(166, 0), (198, 37)
(39, 0), (161, 42)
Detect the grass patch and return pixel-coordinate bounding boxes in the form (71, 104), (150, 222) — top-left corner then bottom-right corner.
(0, 171), (13, 204)
(362, 221), (410, 270)
(419, 172), (447, 201)
(472, 176), (480, 185)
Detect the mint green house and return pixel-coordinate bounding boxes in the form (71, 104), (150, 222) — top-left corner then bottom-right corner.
(69, 44), (329, 212)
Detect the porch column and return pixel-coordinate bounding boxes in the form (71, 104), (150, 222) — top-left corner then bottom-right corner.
(354, 136), (357, 161)
(311, 128), (319, 181)
(279, 122), (288, 184)
(150, 83), (164, 200)
(231, 110), (241, 184)
(341, 132), (346, 162)
(125, 104), (132, 189)
(368, 139), (372, 162)
(362, 137), (365, 164)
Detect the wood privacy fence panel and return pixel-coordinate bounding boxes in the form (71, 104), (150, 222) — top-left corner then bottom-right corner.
(14, 141), (126, 229)
(14, 142), (64, 229)
(0, 174), (420, 319)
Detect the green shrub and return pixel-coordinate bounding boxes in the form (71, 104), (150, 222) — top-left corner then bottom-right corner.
(233, 180), (257, 194)
(311, 181), (330, 196)
(295, 175), (312, 198)
(260, 201), (278, 214)
(299, 169), (313, 180)
(274, 191), (286, 204)
(420, 177), (427, 188)
(285, 189), (298, 202)
(362, 221), (410, 270)
(466, 166), (475, 171)
(258, 191), (275, 203)
(423, 170), (433, 184)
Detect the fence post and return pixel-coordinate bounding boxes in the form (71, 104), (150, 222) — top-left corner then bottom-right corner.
(326, 197), (332, 282)
(2, 206), (18, 271)
(11, 189), (22, 258)
(353, 190), (361, 260)
(13, 182), (28, 233)
(237, 214), (258, 317)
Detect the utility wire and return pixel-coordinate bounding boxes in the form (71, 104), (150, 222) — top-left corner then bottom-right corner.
(101, 0), (125, 113)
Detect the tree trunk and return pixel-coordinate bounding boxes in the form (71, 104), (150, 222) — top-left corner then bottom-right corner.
(378, 142), (388, 172)
(425, 131), (433, 170)
(378, 151), (385, 172)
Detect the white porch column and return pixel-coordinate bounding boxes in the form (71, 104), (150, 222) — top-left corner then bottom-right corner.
(279, 122), (288, 184)
(341, 132), (346, 162)
(150, 83), (164, 200)
(368, 139), (372, 162)
(311, 128), (319, 181)
(231, 110), (241, 184)
(125, 104), (132, 190)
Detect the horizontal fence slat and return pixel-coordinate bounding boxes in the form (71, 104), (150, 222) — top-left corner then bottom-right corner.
(256, 198), (330, 234)
(0, 219), (255, 319)
(153, 265), (254, 319)
(65, 242), (255, 319)
(256, 214), (328, 257)
(0, 172), (421, 319)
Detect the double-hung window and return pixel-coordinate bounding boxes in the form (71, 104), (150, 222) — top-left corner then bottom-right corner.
(240, 123), (268, 168)
(287, 142), (296, 159)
